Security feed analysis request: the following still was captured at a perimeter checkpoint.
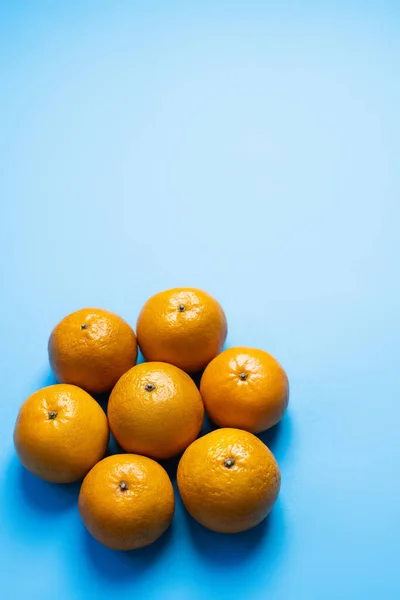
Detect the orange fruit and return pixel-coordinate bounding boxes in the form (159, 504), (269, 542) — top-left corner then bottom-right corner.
(177, 428), (280, 533)
(13, 384), (109, 483)
(48, 308), (137, 394)
(136, 288), (227, 372)
(200, 347), (289, 433)
(79, 454), (175, 550)
(108, 362), (204, 460)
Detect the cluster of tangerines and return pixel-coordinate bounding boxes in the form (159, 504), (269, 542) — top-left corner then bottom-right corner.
(13, 288), (288, 551)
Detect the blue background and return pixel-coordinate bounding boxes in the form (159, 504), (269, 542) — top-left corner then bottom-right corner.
(1, 2), (399, 598)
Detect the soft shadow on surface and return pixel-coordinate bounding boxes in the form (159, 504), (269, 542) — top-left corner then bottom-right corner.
(183, 500), (285, 565)
(93, 391), (111, 414)
(160, 453), (181, 482)
(199, 413), (218, 437)
(82, 521), (172, 580)
(106, 432), (125, 457)
(34, 367), (58, 390)
(258, 413), (293, 461)
(259, 421), (283, 450)
(19, 463), (80, 512)
(190, 370), (204, 389)
(136, 348), (146, 365)
(3, 456), (80, 541)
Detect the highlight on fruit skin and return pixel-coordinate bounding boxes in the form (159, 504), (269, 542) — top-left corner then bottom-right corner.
(136, 287), (227, 373)
(78, 454), (175, 551)
(13, 384), (109, 483)
(108, 362), (204, 460)
(200, 347), (289, 433)
(177, 428), (281, 534)
(48, 307), (138, 394)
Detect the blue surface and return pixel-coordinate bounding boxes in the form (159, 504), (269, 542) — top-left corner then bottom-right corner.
(1, 2), (400, 599)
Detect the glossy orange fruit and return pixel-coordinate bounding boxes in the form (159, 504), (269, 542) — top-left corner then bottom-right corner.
(108, 362), (204, 460)
(14, 384), (109, 483)
(200, 347), (289, 433)
(79, 454), (175, 550)
(177, 428), (280, 533)
(48, 308), (137, 394)
(136, 288), (227, 372)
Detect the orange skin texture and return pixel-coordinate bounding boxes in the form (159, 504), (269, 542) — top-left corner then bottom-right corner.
(13, 384), (109, 483)
(178, 428), (280, 533)
(200, 347), (289, 434)
(79, 454), (175, 551)
(48, 308), (138, 394)
(108, 362), (204, 460)
(136, 288), (227, 373)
